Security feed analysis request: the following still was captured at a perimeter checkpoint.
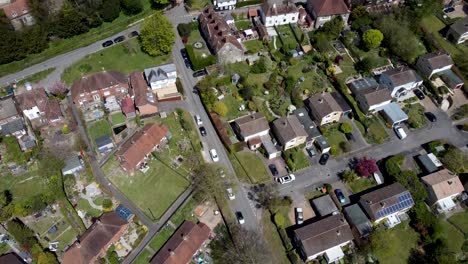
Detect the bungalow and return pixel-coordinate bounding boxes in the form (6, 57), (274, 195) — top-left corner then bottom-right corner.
(144, 64), (181, 102)
(232, 112), (270, 149)
(294, 214), (353, 263)
(115, 124), (169, 172)
(305, 92), (350, 126)
(0, 0), (35, 31)
(15, 88), (63, 128)
(62, 155), (84, 175)
(62, 211), (131, 264)
(355, 86), (392, 114)
(150, 221), (211, 264)
(294, 107), (321, 148)
(0, 97), (25, 137)
(272, 115), (308, 150)
(379, 67), (423, 100)
(446, 16), (468, 44)
(95, 135), (114, 154)
(421, 169), (464, 213)
(359, 183), (414, 228)
(343, 204), (372, 238)
(306, 0), (350, 29)
(416, 52), (454, 78)
(260, 1), (299, 27)
(129, 71), (158, 117)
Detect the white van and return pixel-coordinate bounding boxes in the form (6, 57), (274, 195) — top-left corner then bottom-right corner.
(394, 125), (407, 139)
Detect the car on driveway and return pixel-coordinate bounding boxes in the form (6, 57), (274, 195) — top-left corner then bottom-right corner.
(114, 35), (125, 43)
(226, 188), (235, 200)
(102, 40), (113, 47)
(276, 174), (295, 184)
(394, 125), (407, 139)
(335, 189), (346, 204)
(306, 147), (316, 157)
(425, 112), (437, 122)
(209, 149), (219, 162)
(236, 212), (245, 224)
(345, 133), (355, 142)
(319, 153), (330, 165)
(414, 89), (425, 100)
(296, 208), (304, 225)
(268, 164), (278, 176)
(199, 126), (207, 136)
(128, 31), (139, 38)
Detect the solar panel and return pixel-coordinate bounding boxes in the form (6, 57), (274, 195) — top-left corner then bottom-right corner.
(377, 192), (415, 218)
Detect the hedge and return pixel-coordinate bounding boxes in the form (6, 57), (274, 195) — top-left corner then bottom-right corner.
(185, 45), (216, 71)
(236, 0), (262, 7)
(333, 79), (366, 122)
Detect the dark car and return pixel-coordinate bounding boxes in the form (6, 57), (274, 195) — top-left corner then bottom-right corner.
(306, 147), (316, 157)
(345, 133), (355, 142)
(334, 189), (346, 204)
(199, 126), (207, 136)
(114, 36), (125, 43)
(236, 211), (245, 224)
(193, 70), (207, 78)
(414, 89), (425, 100)
(319, 153), (330, 165)
(425, 112), (437, 122)
(268, 164), (278, 176)
(102, 40), (113, 47)
(128, 31), (139, 38)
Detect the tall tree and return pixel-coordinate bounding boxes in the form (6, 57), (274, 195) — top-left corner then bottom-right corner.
(355, 157), (378, 178)
(192, 164), (225, 201)
(362, 29), (384, 50)
(140, 12), (175, 56)
(37, 252), (58, 264)
(120, 0), (143, 15)
(440, 147), (467, 174)
(99, 0), (121, 22)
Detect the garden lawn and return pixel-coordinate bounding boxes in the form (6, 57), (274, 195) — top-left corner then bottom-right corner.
(233, 152), (270, 184)
(111, 112), (126, 126)
(262, 211), (290, 264)
(187, 0), (211, 10)
(326, 130), (346, 150)
(348, 177), (376, 194)
(283, 146), (309, 172)
(336, 53), (357, 82)
(421, 15), (468, 57)
(109, 158), (190, 220)
(28, 214), (63, 236)
(276, 25), (298, 49)
(61, 39), (170, 84)
(449, 211), (468, 234)
(440, 220), (465, 255)
(76, 198), (102, 218)
(364, 117), (389, 144)
(87, 119), (112, 143)
(149, 225), (176, 251)
(287, 60), (332, 93)
(2, 136), (31, 165)
(243, 40), (264, 54)
(0, 243), (10, 255)
(0, 172), (48, 204)
(170, 198), (198, 227)
(134, 249), (153, 264)
(223, 93), (248, 120)
(373, 221), (419, 264)
(235, 20), (252, 30)
(403, 103), (426, 129)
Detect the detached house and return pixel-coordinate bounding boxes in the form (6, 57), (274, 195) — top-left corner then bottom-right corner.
(359, 183), (414, 228)
(115, 124), (169, 172)
(71, 71), (129, 111)
(272, 115), (308, 150)
(306, 0), (350, 29)
(349, 77), (392, 114)
(213, 0), (236, 11)
(0, 97), (25, 137)
(144, 64), (182, 102)
(305, 92), (350, 125)
(129, 71), (158, 117)
(416, 52), (464, 90)
(294, 214), (353, 263)
(232, 112), (270, 150)
(379, 67), (423, 100)
(421, 169), (464, 213)
(260, 1), (299, 27)
(199, 6), (244, 64)
(447, 16), (468, 44)
(0, 0), (35, 31)
(15, 88), (63, 128)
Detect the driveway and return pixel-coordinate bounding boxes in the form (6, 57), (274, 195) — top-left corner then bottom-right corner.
(264, 157), (288, 178)
(331, 181), (352, 206)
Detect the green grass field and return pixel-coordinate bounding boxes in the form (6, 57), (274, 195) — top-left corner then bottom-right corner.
(87, 119), (112, 143)
(364, 117), (389, 144)
(276, 25), (299, 49)
(111, 112), (126, 126)
(0, 172), (48, 204)
(62, 39), (170, 84)
(16, 68), (56, 86)
(148, 225), (176, 251)
(288, 60), (333, 93)
(243, 40), (264, 54)
(440, 220), (465, 255)
(449, 211), (468, 234)
(283, 146), (309, 172)
(348, 177), (376, 194)
(134, 249), (153, 264)
(262, 211), (291, 264)
(421, 15), (468, 57)
(2, 136), (32, 165)
(76, 198), (102, 218)
(235, 20), (252, 30)
(233, 152), (270, 184)
(373, 221), (419, 264)
(403, 103), (427, 129)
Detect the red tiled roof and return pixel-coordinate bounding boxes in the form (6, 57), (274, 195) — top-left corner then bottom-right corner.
(308, 0), (349, 16)
(150, 221), (211, 264)
(116, 124), (168, 171)
(45, 99), (63, 121)
(130, 71), (157, 108)
(71, 71), (128, 102)
(248, 9), (258, 17)
(1, 0), (31, 20)
(120, 97), (135, 114)
(15, 87), (48, 112)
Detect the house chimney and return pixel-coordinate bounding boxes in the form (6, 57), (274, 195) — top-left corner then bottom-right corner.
(168, 249), (175, 256)
(318, 98), (323, 103)
(380, 202), (385, 208)
(273, 3), (276, 10)
(336, 230), (341, 236)
(76, 241), (81, 248)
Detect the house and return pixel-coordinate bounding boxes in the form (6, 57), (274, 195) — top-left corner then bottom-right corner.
(314, 135), (331, 153)
(18, 134), (36, 151)
(213, 0), (236, 11)
(120, 97), (136, 118)
(306, 0), (350, 29)
(62, 155), (84, 175)
(15, 87), (63, 128)
(305, 92), (350, 125)
(416, 52), (454, 78)
(95, 135), (114, 154)
(0, 97), (25, 137)
(150, 221), (211, 264)
(293, 214), (353, 263)
(272, 115), (308, 150)
(0, 0), (35, 31)
(416, 153), (443, 174)
(359, 183), (414, 228)
(379, 67), (423, 100)
(71, 71), (129, 110)
(446, 16), (468, 44)
(62, 212), (131, 264)
(294, 107), (321, 148)
(355, 86), (392, 114)
(129, 71), (158, 117)
(343, 204), (372, 238)
(421, 169), (464, 213)
(260, 1), (299, 27)
(199, 6), (244, 64)
(380, 102), (408, 127)
(232, 113), (270, 148)
(312, 195), (339, 217)
(144, 64), (181, 102)
(0, 252), (26, 264)
(260, 135), (282, 159)
(115, 124), (169, 172)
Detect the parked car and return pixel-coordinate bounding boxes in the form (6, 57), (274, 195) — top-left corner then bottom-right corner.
(335, 189), (346, 204)
(319, 153), (330, 165)
(193, 70), (207, 78)
(209, 149), (219, 162)
(414, 89), (425, 100)
(199, 126), (207, 136)
(236, 211), (245, 224)
(268, 164), (278, 176)
(276, 174), (295, 184)
(195, 115), (203, 126)
(296, 208), (304, 225)
(306, 147), (316, 157)
(425, 112), (437, 122)
(102, 40), (113, 47)
(128, 31), (139, 38)
(345, 133), (355, 142)
(394, 125), (407, 139)
(114, 35), (125, 43)
(180, 48), (192, 69)
(226, 188), (235, 200)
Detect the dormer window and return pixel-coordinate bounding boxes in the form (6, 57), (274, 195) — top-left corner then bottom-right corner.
(12, 11), (17, 18)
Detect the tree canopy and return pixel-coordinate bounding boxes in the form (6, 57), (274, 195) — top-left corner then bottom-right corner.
(363, 29), (384, 50)
(212, 102), (228, 116)
(120, 0), (143, 15)
(140, 12), (175, 56)
(99, 0), (121, 22)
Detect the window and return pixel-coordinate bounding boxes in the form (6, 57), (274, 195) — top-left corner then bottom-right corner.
(93, 94), (100, 101)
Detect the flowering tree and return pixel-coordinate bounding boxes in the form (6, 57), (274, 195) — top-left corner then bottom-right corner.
(49, 81), (68, 97)
(355, 157), (378, 177)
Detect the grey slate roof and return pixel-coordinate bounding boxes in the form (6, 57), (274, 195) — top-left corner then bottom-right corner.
(0, 97), (19, 121)
(381, 67), (422, 87)
(343, 204), (372, 238)
(420, 52), (453, 70)
(95, 135), (113, 148)
(0, 118), (25, 136)
(294, 108), (321, 140)
(144, 64), (176, 83)
(312, 194), (338, 217)
(359, 183), (411, 221)
(62, 155), (83, 174)
(272, 115), (308, 145)
(348, 77), (379, 94)
(449, 16), (468, 36)
(315, 135), (330, 150)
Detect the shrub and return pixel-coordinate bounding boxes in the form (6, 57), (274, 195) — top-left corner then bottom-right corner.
(102, 199), (113, 210)
(330, 145), (337, 155)
(185, 45), (216, 71)
(339, 141), (351, 153)
(324, 183), (333, 193)
(274, 213), (285, 228)
(340, 122), (353, 133)
(355, 157), (378, 178)
(342, 170), (358, 183)
(212, 102), (228, 116)
(177, 23), (192, 38)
